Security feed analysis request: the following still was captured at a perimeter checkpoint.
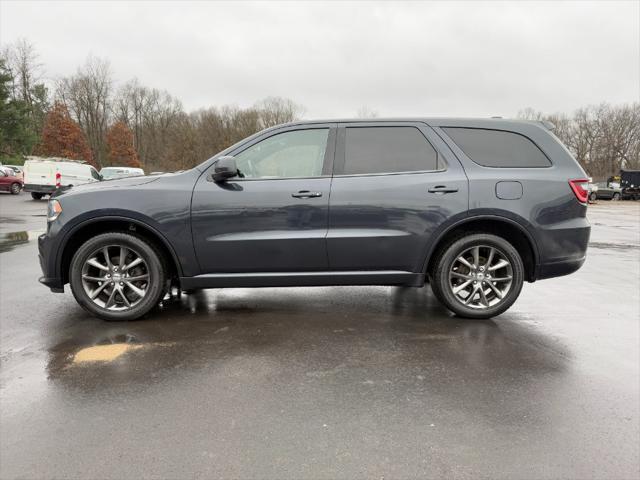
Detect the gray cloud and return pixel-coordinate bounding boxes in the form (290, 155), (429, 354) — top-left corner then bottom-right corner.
(1, 0), (638, 118)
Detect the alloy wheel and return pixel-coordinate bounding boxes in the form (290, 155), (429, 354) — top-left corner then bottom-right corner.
(448, 245), (513, 309)
(81, 245), (150, 311)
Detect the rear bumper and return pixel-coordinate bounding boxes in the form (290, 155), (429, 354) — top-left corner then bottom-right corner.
(24, 184), (57, 193)
(537, 256), (586, 280)
(535, 220), (590, 280)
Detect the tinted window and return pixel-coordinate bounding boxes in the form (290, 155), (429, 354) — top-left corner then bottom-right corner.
(443, 127), (551, 168)
(235, 129), (329, 179)
(344, 127), (438, 175)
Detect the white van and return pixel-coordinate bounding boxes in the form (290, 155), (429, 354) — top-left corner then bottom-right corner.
(99, 166), (145, 180)
(23, 156), (102, 200)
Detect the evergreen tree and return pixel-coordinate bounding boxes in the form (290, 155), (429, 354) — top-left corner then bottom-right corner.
(0, 58), (37, 158)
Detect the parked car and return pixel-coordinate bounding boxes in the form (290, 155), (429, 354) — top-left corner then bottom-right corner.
(100, 167), (145, 180)
(587, 178), (598, 202)
(38, 118), (590, 321)
(620, 169), (640, 200)
(592, 182), (622, 200)
(3, 165), (24, 181)
(0, 167), (23, 194)
(23, 157), (102, 200)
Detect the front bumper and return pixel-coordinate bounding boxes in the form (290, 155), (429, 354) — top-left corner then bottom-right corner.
(38, 233), (64, 292)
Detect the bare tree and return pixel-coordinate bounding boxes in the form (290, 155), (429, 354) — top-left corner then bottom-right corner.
(57, 56), (113, 166)
(113, 79), (182, 168)
(3, 38), (42, 106)
(2, 38), (49, 136)
(518, 103), (640, 180)
(255, 96), (304, 128)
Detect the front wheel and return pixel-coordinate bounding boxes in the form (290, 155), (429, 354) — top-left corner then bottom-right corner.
(69, 232), (166, 321)
(10, 183), (21, 194)
(589, 192), (597, 202)
(31, 192), (44, 200)
(613, 192), (621, 201)
(430, 234), (525, 319)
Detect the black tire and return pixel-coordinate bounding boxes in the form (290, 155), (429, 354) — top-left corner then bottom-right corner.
(588, 192), (597, 202)
(613, 192), (621, 201)
(430, 233), (525, 319)
(31, 192), (44, 200)
(10, 183), (21, 195)
(69, 232), (166, 321)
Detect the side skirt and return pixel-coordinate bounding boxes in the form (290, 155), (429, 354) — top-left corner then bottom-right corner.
(180, 271), (424, 289)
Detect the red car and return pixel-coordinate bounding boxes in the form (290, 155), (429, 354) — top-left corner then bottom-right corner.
(0, 167), (23, 194)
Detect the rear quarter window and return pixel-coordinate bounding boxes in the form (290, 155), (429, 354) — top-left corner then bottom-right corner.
(443, 127), (551, 168)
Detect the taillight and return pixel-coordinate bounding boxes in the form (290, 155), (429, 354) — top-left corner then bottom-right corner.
(55, 172), (61, 188)
(569, 178), (589, 204)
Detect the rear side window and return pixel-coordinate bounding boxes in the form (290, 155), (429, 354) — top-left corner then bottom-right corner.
(344, 126), (438, 175)
(443, 127), (551, 168)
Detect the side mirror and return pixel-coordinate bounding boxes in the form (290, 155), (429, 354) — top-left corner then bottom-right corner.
(212, 156), (239, 182)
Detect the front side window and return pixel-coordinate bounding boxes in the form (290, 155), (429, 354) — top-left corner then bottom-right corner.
(234, 129), (329, 179)
(442, 127), (551, 168)
(343, 126), (439, 175)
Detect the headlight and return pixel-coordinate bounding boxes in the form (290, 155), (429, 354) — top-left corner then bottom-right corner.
(47, 199), (62, 221)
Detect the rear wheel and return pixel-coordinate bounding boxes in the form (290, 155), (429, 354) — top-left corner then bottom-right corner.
(10, 183), (21, 195)
(69, 232), (166, 321)
(613, 192), (621, 201)
(31, 192), (44, 200)
(430, 233), (524, 319)
(588, 192), (597, 202)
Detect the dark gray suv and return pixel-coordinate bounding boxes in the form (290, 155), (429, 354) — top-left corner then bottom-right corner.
(38, 118), (591, 321)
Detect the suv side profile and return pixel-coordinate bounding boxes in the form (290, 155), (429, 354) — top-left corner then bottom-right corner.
(38, 118), (590, 321)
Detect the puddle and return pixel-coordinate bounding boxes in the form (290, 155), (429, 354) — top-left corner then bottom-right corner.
(0, 230), (45, 253)
(588, 241), (640, 251)
(73, 343), (144, 363)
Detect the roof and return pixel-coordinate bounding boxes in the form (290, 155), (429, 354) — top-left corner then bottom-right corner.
(25, 156), (87, 164)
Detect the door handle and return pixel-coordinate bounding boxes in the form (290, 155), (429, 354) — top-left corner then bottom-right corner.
(291, 190), (323, 198)
(428, 185), (459, 194)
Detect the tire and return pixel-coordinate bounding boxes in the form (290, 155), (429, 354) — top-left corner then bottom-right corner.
(613, 193), (621, 201)
(31, 192), (44, 200)
(430, 233), (525, 319)
(10, 183), (21, 195)
(69, 232), (166, 321)
(589, 192), (597, 202)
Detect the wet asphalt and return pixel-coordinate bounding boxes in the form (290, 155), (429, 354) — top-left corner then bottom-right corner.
(0, 192), (639, 479)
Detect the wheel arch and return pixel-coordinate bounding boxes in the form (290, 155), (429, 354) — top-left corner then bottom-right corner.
(59, 216), (183, 284)
(423, 215), (540, 282)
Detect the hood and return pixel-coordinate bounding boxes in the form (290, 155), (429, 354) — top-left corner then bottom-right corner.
(52, 176), (160, 198)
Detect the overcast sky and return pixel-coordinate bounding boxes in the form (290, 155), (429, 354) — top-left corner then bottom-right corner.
(1, 1), (638, 118)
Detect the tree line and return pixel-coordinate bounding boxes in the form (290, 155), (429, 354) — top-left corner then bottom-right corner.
(1, 39), (638, 178)
(0, 39), (303, 172)
(518, 104), (640, 180)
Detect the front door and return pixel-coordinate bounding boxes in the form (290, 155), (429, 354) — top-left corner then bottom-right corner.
(327, 122), (469, 272)
(192, 125), (336, 273)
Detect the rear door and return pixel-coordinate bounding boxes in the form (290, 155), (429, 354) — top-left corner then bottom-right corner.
(327, 122), (468, 272)
(24, 161), (56, 187)
(192, 124), (336, 273)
